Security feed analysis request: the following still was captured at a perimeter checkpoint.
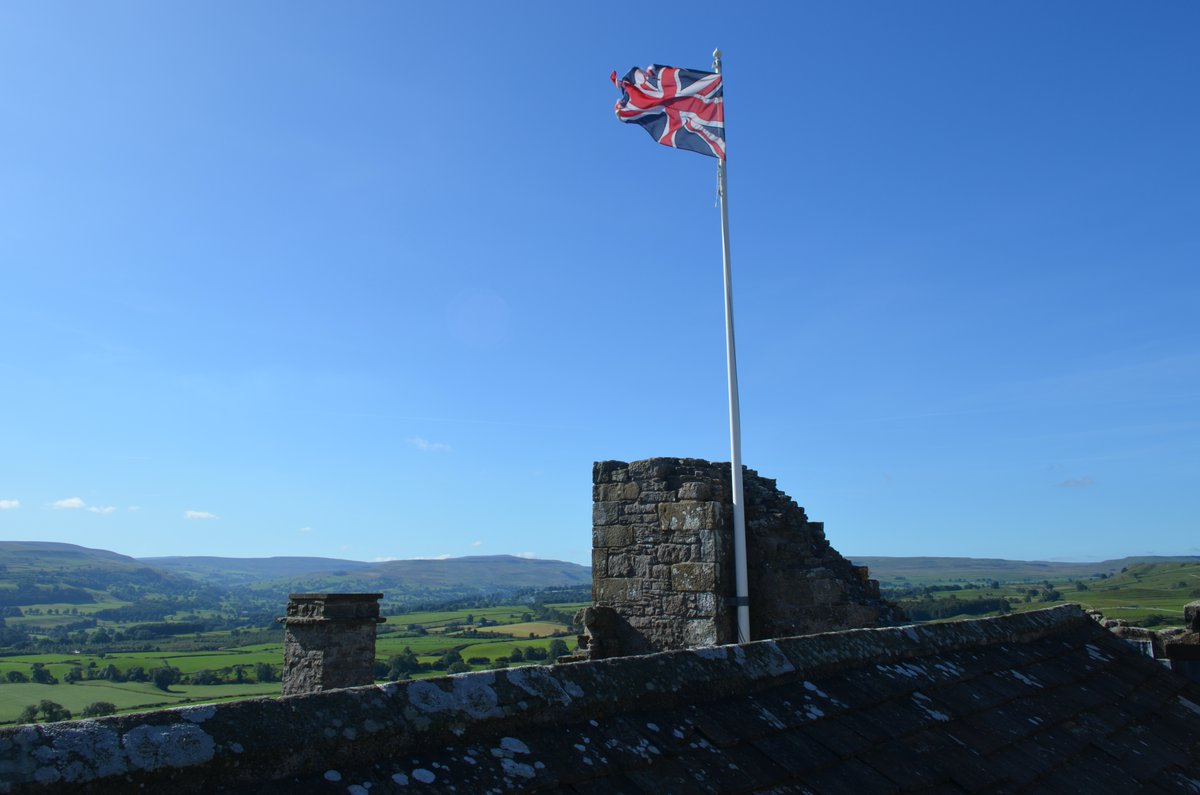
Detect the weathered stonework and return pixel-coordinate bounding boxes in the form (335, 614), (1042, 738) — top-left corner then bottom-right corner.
(9, 606), (1191, 793)
(581, 458), (903, 657)
(276, 593), (385, 695)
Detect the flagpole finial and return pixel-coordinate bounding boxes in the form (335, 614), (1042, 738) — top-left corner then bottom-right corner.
(713, 48), (723, 71)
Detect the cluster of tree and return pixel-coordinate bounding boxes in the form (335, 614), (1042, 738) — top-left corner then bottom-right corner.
(17, 699), (73, 723)
(374, 648), (422, 680)
(20, 606), (87, 616)
(91, 603), (176, 622)
(17, 698), (118, 722)
(501, 639), (570, 663)
(371, 638), (574, 682)
(1019, 582), (1063, 603)
(0, 584), (95, 607)
(897, 596), (1011, 621)
(884, 581), (1007, 600)
(0, 617), (29, 647)
(120, 621), (208, 639)
(185, 663), (276, 686)
(62, 660), (277, 689)
(381, 585), (591, 619)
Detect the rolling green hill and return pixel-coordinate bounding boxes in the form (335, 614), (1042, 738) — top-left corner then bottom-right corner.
(0, 541), (211, 605)
(0, 542), (590, 614)
(851, 555), (1200, 586)
(138, 553), (590, 600)
(138, 555), (376, 586)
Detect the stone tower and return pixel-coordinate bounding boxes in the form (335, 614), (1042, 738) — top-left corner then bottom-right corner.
(580, 458), (902, 658)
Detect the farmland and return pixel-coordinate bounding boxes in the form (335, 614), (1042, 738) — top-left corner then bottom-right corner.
(882, 560), (1200, 627)
(0, 540), (592, 725)
(0, 602), (586, 724)
(3, 540), (1198, 726)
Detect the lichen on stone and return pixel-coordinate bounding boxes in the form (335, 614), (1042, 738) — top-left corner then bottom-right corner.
(122, 723), (215, 771)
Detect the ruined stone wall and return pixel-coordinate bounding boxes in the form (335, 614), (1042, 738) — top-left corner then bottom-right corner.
(585, 458), (902, 657)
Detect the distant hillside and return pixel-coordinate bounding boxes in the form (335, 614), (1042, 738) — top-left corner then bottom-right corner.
(139, 555), (376, 586)
(851, 555), (1200, 585)
(13, 540), (1198, 612)
(246, 555), (591, 602)
(0, 541), (591, 610)
(0, 541), (210, 606)
(137, 553), (589, 592)
(0, 540), (145, 568)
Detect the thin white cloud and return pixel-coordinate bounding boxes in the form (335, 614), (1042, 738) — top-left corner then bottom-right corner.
(408, 437), (452, 453)
(373, 556), (399, 562)
(470, 540), (483, 547)
(53, 497), (85, 510)
(415, 554), (452, 560)
(299, 526), (314, 533)
(184, 510), (219, 520)
(0, 499), (19, 510)
(1059, 477), (1095, 489)
(515, 552), (538, 559)
(87, 506), (117, 514)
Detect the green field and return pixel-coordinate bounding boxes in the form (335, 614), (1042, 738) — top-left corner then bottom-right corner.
(457, 637), (563, 661)
(0, 681), (280, 722)
(388, 606), (542, 627)
(888, 561), (1199, 627)
(474, 621), (564, 638)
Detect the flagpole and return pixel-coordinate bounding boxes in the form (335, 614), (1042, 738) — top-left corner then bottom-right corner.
(713, 48), (750, 645)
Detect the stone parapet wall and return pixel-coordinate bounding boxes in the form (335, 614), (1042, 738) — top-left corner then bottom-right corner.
(0, 607), (1088, 793)
(586, 458), (902, 657)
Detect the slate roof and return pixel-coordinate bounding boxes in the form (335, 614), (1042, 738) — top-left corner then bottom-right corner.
(4, 605), (1200, 794)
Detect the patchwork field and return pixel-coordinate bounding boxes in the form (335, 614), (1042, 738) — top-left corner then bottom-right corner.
(887, 561), (1199, 626)
(0, 602), (585, 724)
(471, 621), (564, 638)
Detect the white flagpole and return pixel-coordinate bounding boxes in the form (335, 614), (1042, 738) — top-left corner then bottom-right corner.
(713, 48), (750, 644)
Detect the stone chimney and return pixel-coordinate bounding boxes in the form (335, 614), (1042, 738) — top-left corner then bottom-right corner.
(277, 593), (385, 695)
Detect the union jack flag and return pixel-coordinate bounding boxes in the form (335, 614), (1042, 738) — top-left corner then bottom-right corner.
(612, 64), (725, 159)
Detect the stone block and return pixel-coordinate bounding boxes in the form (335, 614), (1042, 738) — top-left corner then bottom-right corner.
(671, 562), (716, 593)
(809, 576), (846, 604)
(659, 501), (717, 532)
(622, 502), (659, 517)
(597, 577), (643, 603)
(608, 553), (654, 578)
(683, 619), (719, 647)
(677, 481), (711, 501)
(593, 501), (621, 526)
(628, 459), (672, 481)
(597, 482), (640, 501)
(593, 525), (632, 548)
(657, 544), (693, 564)
(638, 490), (677, 504)
(591, 548), (608, 578)
(593, 460), (627, 484)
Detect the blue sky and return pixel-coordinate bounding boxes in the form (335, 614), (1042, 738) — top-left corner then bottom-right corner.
(1, 3), (1197, 565)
